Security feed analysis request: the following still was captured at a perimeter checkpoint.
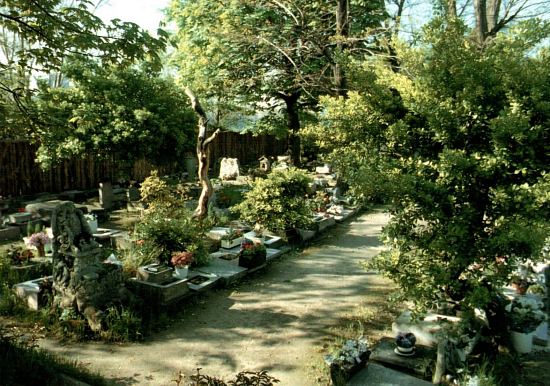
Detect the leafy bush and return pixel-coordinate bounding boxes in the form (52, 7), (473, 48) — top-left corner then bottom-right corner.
(134, 207), (209, 266)
(233, 168), (314, 231)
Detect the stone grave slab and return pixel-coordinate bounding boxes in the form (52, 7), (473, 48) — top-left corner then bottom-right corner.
(186, 271), (221, 292)
(392, 311), (461, 347)
(315, 215), (336, 232)
(128, 277), (191, 305)
(264, 234), (284, 248)
(207, 227), (230, 240)
(0, 226), (20, 241)
(8, 212), (31, 224)
(266, 248), (284, 262)
(349, 363), (432, 386)
(13, 276), (53, 311)
(195, 257), (248, 285)
(333, 208), (358, 223)
(369, 337), (436, 379)
(99, 182), (114, 210)
(296, 228), (316, 241)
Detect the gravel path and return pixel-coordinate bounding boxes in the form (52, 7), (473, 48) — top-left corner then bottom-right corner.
(39, 210), (391, 385)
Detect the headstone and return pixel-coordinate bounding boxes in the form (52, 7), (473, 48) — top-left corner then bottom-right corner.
(219, 157), (240, 180)
(99, 182), (114, 210)
(127, 186), (140, 202)
(316, 163), (332, 174)
(51, 201), (131, 332)
(259, 156), (271, 172)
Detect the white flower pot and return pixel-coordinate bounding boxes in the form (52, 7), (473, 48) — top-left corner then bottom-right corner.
(397, 346), (414, 354)
(535, 321), (548, 341)
(511, 330), (534, 354)
(221, 237), (243, 249)
(174, 266), (189, 279)
(87, 219), (98, 233)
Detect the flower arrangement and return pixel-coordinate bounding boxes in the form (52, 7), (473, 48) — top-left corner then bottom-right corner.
(171, 251), (194, 268)
(325, 338), (371, 385)
(238, 240), (267, 269)
(25, 232), (51, 247)
(507, 297), (546, 333)
(240, 240), (266, 258)
(83, 213), (97, 221)
(221, 228), (243, 241)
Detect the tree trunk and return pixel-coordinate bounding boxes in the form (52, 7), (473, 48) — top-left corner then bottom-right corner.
(486, 0), (501, 32)
(334, 0), (349, 97)
(185, 88), (220, 220)
(282, 92), (301, 166)
(447, 0), (457, 19)
(474, 0), (488, 44)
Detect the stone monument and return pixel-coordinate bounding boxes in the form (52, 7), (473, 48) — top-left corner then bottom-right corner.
(51, 201), (130, 331)
(219, 157), (240, 180)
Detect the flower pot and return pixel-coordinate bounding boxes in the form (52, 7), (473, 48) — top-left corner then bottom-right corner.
(87, 219), (98, 233)
(238, 250), (267, 269)
(511, 330), (534, 354)
(329, 350), (370, 386)
(396, 346), (414, 354)
(36, 244), (45, 257)
(174, 266), (189, 279)
(221, 237), (243, 249)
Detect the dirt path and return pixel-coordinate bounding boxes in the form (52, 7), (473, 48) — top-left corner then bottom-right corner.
(39, 210), (392, 385)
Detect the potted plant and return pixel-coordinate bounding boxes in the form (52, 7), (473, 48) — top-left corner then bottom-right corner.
(395, 332), (417, 355)
(84, 213), (98, 233)
(221, 228), (244, 249)
(24, 232), (51, 257)
(238, 240), (267, 269)
(324, 339), (370, 386)
(171, 251), (194, 279)
(506, 296), (546, 353)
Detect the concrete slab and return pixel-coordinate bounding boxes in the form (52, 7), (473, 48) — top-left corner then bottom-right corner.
(195, 257), (248, 285)
(369, 337), (436, 378)
(349, 363), (432, 386)
(266, 248), (283, 262)
(186, 271), (221, 292)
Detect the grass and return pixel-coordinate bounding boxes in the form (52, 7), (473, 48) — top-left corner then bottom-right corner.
(1, 325), (111, 386)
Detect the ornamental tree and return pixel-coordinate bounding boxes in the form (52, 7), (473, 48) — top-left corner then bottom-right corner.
(34, 59), (196, 169)
(308, 18), (550, 340)
(168, 0), (386, 165)
(0, 0), (167, 137)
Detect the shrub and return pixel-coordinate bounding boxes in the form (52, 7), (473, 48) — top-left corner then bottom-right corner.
(233, 168), (314, 231)
(134, 207), (209, 266)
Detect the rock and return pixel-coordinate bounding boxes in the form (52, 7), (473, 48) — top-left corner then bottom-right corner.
(219, 158), (240, 180)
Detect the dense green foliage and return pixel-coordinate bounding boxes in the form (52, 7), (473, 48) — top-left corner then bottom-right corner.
(168, 0), (386, 162)
(34, 60), (196, 168)
(308, 19), (550, 318)
(135, 172), (209, 266)
(0, 0), (167, 137)
(233, 168), (313, 231)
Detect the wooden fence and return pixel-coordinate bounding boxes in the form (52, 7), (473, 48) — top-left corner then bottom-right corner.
(0, 132), (286, 197)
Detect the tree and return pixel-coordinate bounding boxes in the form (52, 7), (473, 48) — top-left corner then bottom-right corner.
(184, 88), (219, 220)
(0, 0), (167, 132)
(308, 18), (550, 344)
(168, 0), (386, 165)
(34, 59), (196, 170)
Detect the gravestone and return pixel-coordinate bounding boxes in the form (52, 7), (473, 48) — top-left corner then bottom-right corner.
(99, 182), (114, 210)
(51, 201), (130, 332)
(219, 158), (240, 180)
(259, 156), (271, 172)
